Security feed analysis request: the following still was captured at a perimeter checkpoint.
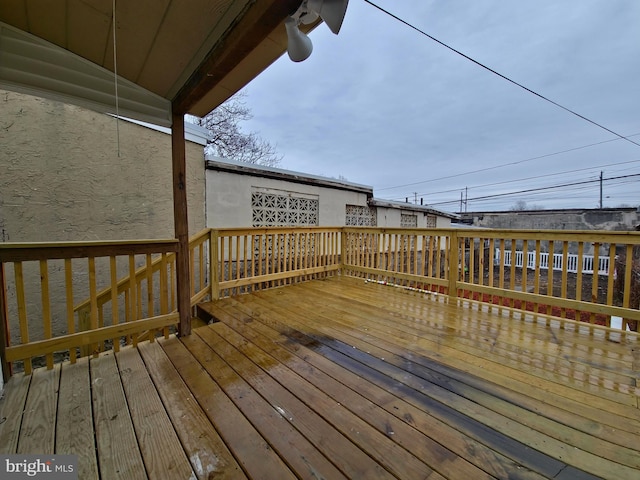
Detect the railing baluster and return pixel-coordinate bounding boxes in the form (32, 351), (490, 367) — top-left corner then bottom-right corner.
(606, 243), (616, 326)
(590, 243), (600, 324)
(561, 242), (569, 318)
(13, 262), (31, 374)
(39, 260), (53, 369)
(64, 259), (76, 363)
(88, 257), (99, 355)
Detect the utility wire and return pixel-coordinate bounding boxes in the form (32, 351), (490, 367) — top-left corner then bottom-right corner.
(381, 158), (640, 202)
(426, 173), (640, 207)
(363, 0), (640, 150)
(376, 134), (640, 191)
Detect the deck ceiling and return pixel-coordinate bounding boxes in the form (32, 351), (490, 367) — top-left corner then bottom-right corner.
(0, 0), (310, 125)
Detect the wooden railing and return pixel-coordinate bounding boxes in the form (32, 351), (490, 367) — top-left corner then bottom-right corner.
(2, 226), (638, 378)
(213, 227), (342, 298)
(0, 239), (179, 377)
(342, 227), (640, 331)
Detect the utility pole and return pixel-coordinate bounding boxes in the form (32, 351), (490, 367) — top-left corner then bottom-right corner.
(413, 192), (418, 204)
(465, 186), (468, 213)
(599, 171), (603, 209)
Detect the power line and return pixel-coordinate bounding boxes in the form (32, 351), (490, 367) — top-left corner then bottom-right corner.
(363, 0), (640, 153)
(380, 158), (640, 202)
(376, 134), (640, 192)
(425, 173), (640, 207)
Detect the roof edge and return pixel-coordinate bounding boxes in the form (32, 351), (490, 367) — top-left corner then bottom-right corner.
(206, 157), (373, 195)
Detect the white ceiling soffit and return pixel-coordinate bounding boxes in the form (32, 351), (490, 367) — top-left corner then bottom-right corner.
(0, 22), (172, 127)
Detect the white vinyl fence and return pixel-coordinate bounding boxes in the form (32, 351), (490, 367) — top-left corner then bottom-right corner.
(496, 249), (612, 276)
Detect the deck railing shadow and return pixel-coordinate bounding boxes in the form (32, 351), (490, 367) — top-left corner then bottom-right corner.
(1, 226), (638, 378)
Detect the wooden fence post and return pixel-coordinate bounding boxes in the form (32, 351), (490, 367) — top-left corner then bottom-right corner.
(448, 230), (459, 299)
(210, 229), (219, 300)
(340, 229), (347, 276)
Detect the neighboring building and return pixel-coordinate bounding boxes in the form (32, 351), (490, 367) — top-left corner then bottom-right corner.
(368, 198), (456, 228)
(0, 90), (208, 344)
(457, 207), (640, 231)
(205, 158), (458, 228)
(0, 90), (207, 242)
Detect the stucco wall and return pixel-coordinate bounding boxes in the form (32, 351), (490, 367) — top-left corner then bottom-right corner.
(376, 207), (452, 228)
(206, 169), (369, 227)
(1, 90), (205, 242)
(0, 90), (206, 345)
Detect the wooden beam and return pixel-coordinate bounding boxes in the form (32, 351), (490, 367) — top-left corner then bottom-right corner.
(0, 240), (178, 263)
(171, 0), (302, 114)
(171, 111), (191, 337)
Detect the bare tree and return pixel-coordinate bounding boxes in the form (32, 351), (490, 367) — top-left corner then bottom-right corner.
(190, 91), (282, 167)
(510, 200), (528, 211)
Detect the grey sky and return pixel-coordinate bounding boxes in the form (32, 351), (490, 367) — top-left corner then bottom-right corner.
(241, 0), (640, 213)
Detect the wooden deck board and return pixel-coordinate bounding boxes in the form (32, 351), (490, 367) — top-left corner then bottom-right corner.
(194, 325), (437, 480)
(56, 357), (99, 479)
(1, 276), (638, 480)
(211, 303), (532, 480)
(91, 352), (147, 479)
(17, 364), (59, 454)
(137, 340), (247, 480)
(160, 336), (298, 480)
(116, 347), (196, 479)
(0, 373), (30, 453)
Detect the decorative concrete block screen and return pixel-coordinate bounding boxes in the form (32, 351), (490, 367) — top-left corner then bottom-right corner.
(400, 214), (418, 228)
(251, 189), (319, 226)
(346, 205), (377, 226)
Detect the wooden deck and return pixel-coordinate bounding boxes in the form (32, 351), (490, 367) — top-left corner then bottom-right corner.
(1, 276), (639, 479)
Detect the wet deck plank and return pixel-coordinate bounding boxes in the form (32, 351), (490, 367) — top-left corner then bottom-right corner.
(0, 275), (638, 479)
(56, 358), (99, 479)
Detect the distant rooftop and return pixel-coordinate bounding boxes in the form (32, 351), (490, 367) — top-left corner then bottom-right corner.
(205, 157), (373, 195)
(369, 198), (459, 220)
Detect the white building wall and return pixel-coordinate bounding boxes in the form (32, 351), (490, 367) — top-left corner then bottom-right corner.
(206, 169), (370, 228)
(375, 207), (452, 228)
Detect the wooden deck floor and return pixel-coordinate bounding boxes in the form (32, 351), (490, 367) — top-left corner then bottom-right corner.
(1, 276), (639, 479)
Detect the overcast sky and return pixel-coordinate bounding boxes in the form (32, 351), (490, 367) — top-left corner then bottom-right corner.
(241, 0), (640, 213)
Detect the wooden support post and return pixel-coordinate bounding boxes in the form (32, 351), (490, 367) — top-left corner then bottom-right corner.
(210, 229), (219, 300)
(340, 229), (347, 276)
(171, 111), (191, 337)
(0, 263), (11, 380)
(448, 231), (459, 299)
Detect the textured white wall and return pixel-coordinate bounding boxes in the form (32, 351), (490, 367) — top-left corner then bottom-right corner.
(0, 90), (206, 345)
(206, 169), (369, 228)
(0, 90), (205, 242)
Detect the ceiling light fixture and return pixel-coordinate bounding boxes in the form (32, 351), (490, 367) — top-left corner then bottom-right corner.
(285, 0), (349, 62)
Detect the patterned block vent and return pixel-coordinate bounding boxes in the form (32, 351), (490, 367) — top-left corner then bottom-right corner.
(345, 205), (377, 226)
(400, 214), (418, 228)
(251, 190), (319, 227)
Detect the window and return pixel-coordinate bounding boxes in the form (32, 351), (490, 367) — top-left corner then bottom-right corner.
(426, 215), (437, 228)
(345, 205), (377, 226)
(251, 188), (319, 226)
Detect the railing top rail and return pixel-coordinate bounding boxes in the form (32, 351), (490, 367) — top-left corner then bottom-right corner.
(215, 226), (343, 235)
(455, 229), (640, 243)
(0, 239), (179, 262)
(342, 227), (452, 234)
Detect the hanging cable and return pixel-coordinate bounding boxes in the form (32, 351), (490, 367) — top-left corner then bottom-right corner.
(363, 1), (640, 150)
(377, 134), (640, 191)
(112, 0), (121, 157)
